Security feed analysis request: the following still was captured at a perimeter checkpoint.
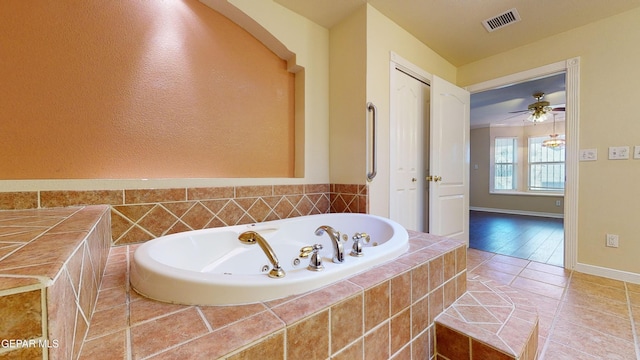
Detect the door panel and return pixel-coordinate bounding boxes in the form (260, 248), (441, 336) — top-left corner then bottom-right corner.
(437, 195), (464, 236)
(429, 76), (470, 243)
(390, 69), (428, 231)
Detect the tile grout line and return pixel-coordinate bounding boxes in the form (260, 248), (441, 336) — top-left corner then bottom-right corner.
(535, 268), (574, 360)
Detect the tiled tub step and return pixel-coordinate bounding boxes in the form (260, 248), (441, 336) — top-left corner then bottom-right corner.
(435, 276), (539, 360)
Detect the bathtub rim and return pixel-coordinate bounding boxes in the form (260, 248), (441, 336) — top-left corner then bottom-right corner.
(130, 213), (409, 305)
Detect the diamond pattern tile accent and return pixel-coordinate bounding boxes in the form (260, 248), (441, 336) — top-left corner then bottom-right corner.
(272, 198), (294, 219)
(2, 184), (367, 245)
(137, 205), (180, 237)
(247, 199), (272, 223)
(330, 184), (367, 214)
(180, 203), (215, 230)
(217, 201), (245, 226)
(435, 276), (539, 360)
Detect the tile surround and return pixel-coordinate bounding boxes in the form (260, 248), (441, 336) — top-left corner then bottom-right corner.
(79, 231), (467, 359)
(0, 183), (366, 246)
(0, 206), (111, 360)
(3, 187), (640, 359)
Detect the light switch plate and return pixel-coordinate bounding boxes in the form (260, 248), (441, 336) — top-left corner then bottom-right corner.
(579, 149), (597, 161)
(609, 146), (629, 160)
(634, 146), (640, 159)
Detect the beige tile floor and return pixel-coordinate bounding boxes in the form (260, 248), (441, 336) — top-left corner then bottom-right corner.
(468, 248), (640, 359)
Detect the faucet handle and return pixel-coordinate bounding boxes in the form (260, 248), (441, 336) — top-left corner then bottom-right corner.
(299, 245), (314, 258)
(350, 232), (371, 257)
(307, 244), (324, 271)
(354, 232), (370, 243)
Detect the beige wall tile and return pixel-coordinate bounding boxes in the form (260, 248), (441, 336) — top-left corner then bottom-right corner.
(412, 263), (429, 301)
(228, 331), (285, 360)
(332, 338), (363, 360)
(188, 187), (234, 200)
(0, 191), (38, 210)
(412, 296), (429, 337)
(391, 271), (411, 315)
(47, 270), (77, 360)
(471, 339), (513, 360)
(390, 307), (411, 354)
(236, 185), (273, 198)
(125, 188), (185, 204)
(331, 294), (363, 353)
(435, 324), (470, 360)
(364, 282), (390, 331)
(199, 303), (267, 329)
(364, 322), (389, 360)
(286, 311), (329, 360)
(40, 190), (123, 207)
(0, 289), (42, 340)
(79, 330), (127, 360)
(130, 308), (209, 359)
(429, 256), (445, 290)
(0, 277), (40, 292)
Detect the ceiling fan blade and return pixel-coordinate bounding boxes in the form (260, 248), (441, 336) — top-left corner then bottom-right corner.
(508, 109), (529, 114)
(551, 106), (565, 111)
(502, 112), (528, 121)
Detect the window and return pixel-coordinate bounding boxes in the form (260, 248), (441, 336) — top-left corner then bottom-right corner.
(494, 137), (517, 190)
(528, 136), (565, 191)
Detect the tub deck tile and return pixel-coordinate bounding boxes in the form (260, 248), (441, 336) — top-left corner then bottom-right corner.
(435, 275), (539, 359)
(78, 231), (466, 360)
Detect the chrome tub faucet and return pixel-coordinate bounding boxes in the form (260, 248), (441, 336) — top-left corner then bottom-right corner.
(315, 225), (345, 263)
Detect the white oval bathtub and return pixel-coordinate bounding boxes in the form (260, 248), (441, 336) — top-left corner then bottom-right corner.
(130, 213), (409, 305)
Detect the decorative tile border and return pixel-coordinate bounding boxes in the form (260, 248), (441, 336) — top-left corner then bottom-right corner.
(330, 184), (368, 214)
(0, 183), (367, 246)
(110, 184), (331, 245)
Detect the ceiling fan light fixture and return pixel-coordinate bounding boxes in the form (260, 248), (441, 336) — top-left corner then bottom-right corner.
(526, 92), (552, 123)
(527, 111), (548, 123)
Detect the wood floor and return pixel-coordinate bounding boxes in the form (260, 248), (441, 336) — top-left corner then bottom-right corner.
(469, 210), (564, 267)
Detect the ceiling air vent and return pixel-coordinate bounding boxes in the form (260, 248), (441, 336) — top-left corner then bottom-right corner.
(482, 8), (521, 32)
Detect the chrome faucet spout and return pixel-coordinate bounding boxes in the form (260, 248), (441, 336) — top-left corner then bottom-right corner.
(238, 231), (285, 278)
(315, 225), (344, 263)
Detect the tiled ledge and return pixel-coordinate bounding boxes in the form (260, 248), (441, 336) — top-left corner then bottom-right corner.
(0, 206), (111, 360)
(435, 276), (539, 360)
(80, 231), (467, 359)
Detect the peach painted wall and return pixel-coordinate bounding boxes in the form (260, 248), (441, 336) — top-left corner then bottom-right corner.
(0, 0), (295, 180)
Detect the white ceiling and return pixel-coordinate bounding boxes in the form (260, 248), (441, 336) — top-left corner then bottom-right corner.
(272, 0), (640, 128)
(470, 73), (566, 128)
(274, 0), (640, 67)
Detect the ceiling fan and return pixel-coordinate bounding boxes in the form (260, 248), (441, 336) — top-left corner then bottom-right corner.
(510, 92), (565, 123)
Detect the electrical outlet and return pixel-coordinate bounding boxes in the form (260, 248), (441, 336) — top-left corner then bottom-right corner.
(606, 234), (619, 248)
(555, 200), (561, 207)
(634, 145), (640, 159)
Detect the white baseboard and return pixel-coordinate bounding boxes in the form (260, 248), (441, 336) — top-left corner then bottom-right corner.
(574, 262), (640, 285)
(469, 206), (564, 219)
